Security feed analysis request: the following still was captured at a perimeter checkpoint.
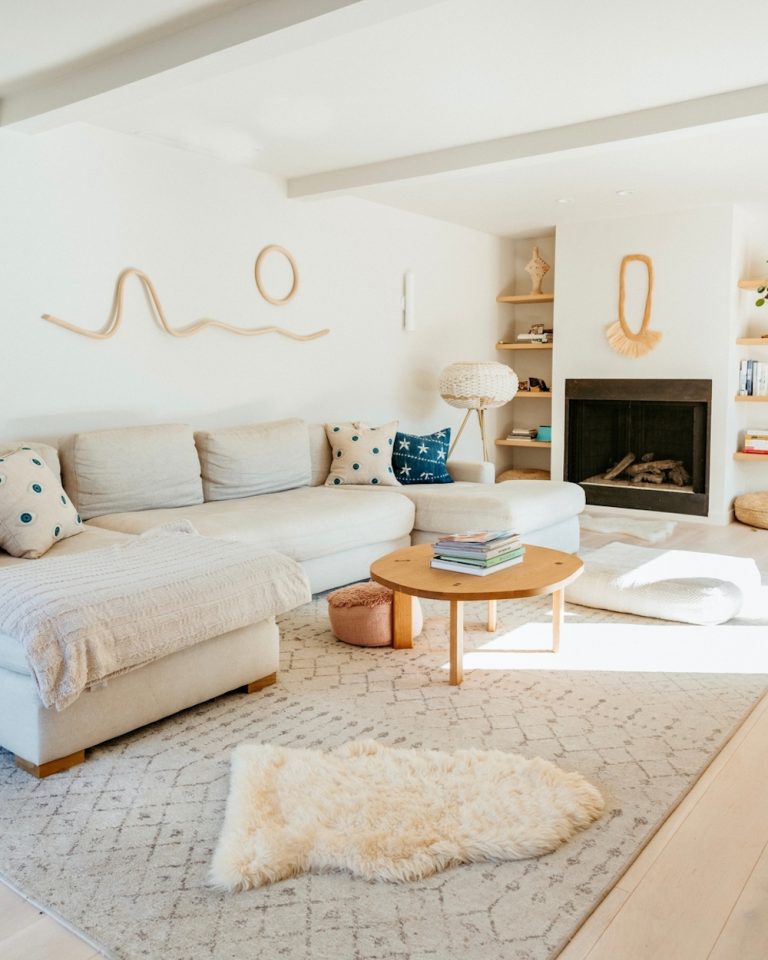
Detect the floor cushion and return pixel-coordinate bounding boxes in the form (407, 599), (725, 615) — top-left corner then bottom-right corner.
(567, 541), (761, 625)
(327, 582), (423, 646)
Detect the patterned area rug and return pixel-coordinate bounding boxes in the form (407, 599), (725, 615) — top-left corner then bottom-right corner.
(0, 595), (766, 960)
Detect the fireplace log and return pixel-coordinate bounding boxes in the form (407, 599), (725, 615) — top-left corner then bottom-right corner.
(640, 452), (656, 462)
(631, 472), (665, 484)
(668, 464), (691, 486)
(626, 459), (682, 477)
(604, 452), (636, 480)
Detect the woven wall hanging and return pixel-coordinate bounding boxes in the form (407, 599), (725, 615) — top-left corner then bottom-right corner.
(605, 253), (661, 358)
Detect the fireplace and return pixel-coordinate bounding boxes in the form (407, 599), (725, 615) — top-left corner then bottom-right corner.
(564, 379), (711, 516)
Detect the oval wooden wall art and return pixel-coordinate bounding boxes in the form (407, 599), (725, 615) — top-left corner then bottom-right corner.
(605, 253), (661, 358)
(254, 244), (299, 305)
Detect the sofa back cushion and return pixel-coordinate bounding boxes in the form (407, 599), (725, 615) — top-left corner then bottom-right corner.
(309, 423), (332, 486)
(195, 418), (311, 502)
(61, 424), (203, 520)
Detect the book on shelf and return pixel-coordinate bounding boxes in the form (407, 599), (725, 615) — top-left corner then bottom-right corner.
(744, 427), (768, 453)
(507, 428), (538, 439)
(739, 359), (768, 396)
(430, 553), (525, 576)
(516, 333), (552, 343)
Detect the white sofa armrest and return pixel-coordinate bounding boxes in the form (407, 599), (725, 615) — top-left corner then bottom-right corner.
(446, 460), (495, 484)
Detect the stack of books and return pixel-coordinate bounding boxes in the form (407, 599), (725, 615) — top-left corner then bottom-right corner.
(738, 360), (768, 397)
(516, 332), (552, 343)
(743, 427), (768, 454)
(507, 427), (538, 440)
(430, 530), (525, 576)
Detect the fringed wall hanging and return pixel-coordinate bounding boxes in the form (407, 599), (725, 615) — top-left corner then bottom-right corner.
(605, 253), (661, 358)
(42, 248), (329, 341)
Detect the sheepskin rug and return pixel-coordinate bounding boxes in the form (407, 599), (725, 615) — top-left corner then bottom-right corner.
(210, 739), (604, 890)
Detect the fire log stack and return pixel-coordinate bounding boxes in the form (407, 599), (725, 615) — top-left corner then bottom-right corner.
(603, 452), (691, 487)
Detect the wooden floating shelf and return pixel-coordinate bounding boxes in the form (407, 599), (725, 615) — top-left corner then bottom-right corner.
(738, 278), (768, 291)
(496, 293), (554, 304)
(734, 452), (768, 461)
(736, 338), (768, 345)
(496, 438), (552, 448)
(735, 395), (768, 402)
(515, 391), (552, 399)
(496, 341), (553, 351)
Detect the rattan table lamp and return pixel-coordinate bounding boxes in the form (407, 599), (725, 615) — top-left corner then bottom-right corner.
(439, 361), (518, 460)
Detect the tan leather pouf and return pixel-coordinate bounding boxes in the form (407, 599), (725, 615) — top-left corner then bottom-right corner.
(327, 582), (423, 647)
(734, 491), (768, 529)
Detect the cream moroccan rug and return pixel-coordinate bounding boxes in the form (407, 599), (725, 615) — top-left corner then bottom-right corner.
(210, 740), (604, 890)
(0, 594), (767, 960)
(580, 513), (676, 543)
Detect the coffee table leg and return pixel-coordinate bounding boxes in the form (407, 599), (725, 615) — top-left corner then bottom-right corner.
(552, 589), (564, 653)
(487, 599), (497, 632)
(392, 590), (414, 650)
(450, 600), (464, 685)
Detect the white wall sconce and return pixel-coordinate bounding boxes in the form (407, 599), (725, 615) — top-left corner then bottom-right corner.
(403, 271), (416, 332)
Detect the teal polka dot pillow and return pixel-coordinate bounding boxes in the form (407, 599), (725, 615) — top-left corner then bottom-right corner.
(0, 447), (83, 558)
(324, 422), (400, 487)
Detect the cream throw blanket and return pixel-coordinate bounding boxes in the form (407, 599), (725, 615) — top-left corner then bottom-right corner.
(0, 521), (311, 710)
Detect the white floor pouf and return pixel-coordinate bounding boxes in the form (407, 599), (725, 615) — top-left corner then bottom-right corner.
(567, 541), (762, 625)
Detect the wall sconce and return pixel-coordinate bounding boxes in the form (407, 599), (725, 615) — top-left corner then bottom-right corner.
(403, 271), (415, 332)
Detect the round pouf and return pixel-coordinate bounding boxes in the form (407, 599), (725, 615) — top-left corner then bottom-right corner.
(327, 582), (423, 647)
(734, 491), (768, 529)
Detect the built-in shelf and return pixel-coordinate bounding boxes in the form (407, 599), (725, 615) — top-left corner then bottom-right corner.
(734, 452), (768, 461)
(736, 338), (768, 345)
(496, 293), (554, 304)
(497, 341), (553, 351)
(738, 278), (768, 291)
(496, 438), (552, 448)
(515, 391), (552, 399)
(735, 395), (768, 402)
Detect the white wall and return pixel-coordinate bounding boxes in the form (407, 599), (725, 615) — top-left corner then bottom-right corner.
(0, 123), (504, 461)
(551, 206), (737, 523)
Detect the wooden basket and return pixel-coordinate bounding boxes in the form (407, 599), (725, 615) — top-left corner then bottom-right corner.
(734, 492), (768, 530)
(497, 468), (551, 482)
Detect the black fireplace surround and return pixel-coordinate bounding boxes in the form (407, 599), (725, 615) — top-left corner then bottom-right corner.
(564, 379), (711, 516)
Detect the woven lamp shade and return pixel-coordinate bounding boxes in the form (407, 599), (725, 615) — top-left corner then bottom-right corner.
(439, 361), (518, 410)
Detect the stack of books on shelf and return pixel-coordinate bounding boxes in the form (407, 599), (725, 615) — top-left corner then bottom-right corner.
(738, 360), (768, 396)
(743, 427), (768, 454)
(516, 332), (553, 343)
(507, 427), (538, 440)
(430, 530), (525, 576)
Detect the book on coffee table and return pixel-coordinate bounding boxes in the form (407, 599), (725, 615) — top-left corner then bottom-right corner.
(430, 553), (525, 576)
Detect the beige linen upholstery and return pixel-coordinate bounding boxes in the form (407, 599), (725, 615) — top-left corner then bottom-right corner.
(195, 418), (311, 501)
(88, 486), (415, 563)
(60, 424), (203, 520)
(0, 524), (133, 569)
(0, 619), (278, 766)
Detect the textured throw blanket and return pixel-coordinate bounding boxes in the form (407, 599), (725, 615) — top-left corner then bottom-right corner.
(0, 521), (311, 710)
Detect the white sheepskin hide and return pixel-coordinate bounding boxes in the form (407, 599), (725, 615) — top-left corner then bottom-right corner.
(210, 739), (604, 890)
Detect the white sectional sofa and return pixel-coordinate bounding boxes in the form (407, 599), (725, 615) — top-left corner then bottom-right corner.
(0, 418), (585, 775)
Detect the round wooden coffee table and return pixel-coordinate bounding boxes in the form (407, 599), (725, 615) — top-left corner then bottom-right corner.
(370, 543), (583, 685)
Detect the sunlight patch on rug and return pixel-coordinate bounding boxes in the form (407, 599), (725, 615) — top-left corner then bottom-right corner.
(210, 739), (604, 890)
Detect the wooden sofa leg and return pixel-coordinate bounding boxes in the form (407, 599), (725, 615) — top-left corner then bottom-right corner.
(243, 672), (277, 694)
(15, 749), (85, 779)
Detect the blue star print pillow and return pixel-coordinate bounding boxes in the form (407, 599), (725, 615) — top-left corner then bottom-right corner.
(392, 428), (453, 485)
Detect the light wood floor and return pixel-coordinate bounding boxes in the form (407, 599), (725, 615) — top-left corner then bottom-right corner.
(1, 519), (767, 960)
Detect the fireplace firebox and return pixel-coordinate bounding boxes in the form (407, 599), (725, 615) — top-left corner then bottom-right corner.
(564, 379), (711, 516)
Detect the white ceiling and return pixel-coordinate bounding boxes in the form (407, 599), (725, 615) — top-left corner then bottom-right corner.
(4, 0), (768, 236)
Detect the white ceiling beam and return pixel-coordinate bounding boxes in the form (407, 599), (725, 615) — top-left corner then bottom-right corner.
(287, 83), (768, 198)
(0, 0), (442, 132)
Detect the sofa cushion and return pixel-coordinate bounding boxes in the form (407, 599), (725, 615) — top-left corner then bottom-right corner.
(88, 486), (415, 562)
(366, 479), (585, 536)
(1, 441), (60, 480)
(195, 419), (310, 502)
(324, 422), (399, 487)
(392, 428), (453, 485)
(0, 448), (84, 558)
(61, 424), (203, 520)
(309, 424), (332, 487)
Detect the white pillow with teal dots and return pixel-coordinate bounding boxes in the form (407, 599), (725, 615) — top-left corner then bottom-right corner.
(0, 447), (84, 558)
(324, 422), (400, 487)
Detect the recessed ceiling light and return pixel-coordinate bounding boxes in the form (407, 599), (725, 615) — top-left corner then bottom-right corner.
(555, 197), (574, 205)
(616, 190), (633, 197)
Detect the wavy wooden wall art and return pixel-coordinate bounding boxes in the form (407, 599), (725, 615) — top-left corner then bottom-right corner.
(41, 248), (330, 341)
(605, 253), (661, 358)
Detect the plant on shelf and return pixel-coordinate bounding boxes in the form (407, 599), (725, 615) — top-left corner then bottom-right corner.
(755, 261), (768, 307)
